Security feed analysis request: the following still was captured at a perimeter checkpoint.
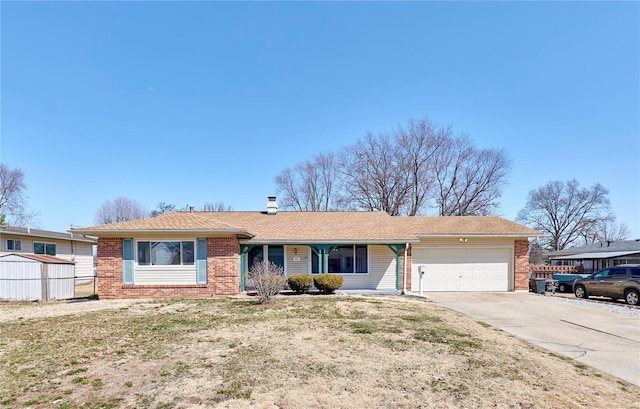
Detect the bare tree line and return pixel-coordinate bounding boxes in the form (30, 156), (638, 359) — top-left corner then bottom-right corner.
(94, 199), (234, 224)
(275, 117), (511, 216)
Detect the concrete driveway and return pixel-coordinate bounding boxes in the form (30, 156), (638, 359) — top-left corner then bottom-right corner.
(423, 292), (640, 386)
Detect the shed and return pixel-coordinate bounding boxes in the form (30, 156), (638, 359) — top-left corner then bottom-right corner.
(0, 253), (75, 301)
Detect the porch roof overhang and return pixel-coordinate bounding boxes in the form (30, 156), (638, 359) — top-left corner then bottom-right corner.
(551, 250), (640, 260)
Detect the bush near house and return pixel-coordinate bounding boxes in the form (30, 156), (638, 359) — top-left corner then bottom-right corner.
(248, 261), (286, 304)
(287, 274), (313, 294)
(313, 274), (344, 294)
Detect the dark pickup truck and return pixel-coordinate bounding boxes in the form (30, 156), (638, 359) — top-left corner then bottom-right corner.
(573, 264), (640, 305)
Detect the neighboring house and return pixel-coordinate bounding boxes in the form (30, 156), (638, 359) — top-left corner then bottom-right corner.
(547, 240), (640, 274)
(0, 226), (97, 278)
(70, 197), (541, 299)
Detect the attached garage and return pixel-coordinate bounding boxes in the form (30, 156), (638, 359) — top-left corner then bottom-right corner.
(411, 245), (513, 292)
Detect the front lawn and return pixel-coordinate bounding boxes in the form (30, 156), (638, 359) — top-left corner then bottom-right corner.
(0, 296), (636, 408)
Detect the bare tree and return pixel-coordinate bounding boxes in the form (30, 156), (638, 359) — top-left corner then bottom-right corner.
(432, 135), (511, 216)
(273, 117), (511, 216)
(517, 180), (612, 251)
(0, 163), (35, 226)
(150, 202), (176, 217)
(202, 202), (233, 211)
(340, 132), (411, 215)
(395, 118), (451, 215)
(94, 197), (149, 224)
(579, 216), (630, 244)
(275, 151), (343, 211)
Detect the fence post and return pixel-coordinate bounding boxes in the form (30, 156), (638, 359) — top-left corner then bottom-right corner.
(40, 263), (49, 301)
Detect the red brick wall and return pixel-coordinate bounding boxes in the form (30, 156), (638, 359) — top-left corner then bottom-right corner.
(96, 238), (123, 299)
(514, 240), (530, 291)
(403, 246), (412, 292)
(96, 237), (240, 299)
(209, 237), (240, 295)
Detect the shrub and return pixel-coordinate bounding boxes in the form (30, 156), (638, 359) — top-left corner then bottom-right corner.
(313, 274), (344, 294)
(287, 274), (313, 294)
(248, 261), (286, 304)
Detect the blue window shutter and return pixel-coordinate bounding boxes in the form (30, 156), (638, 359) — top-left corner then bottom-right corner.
(196, 238), (207, 284)
(122, 239), (134, 284)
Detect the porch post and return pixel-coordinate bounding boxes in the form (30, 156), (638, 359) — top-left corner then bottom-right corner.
(387, 244), (406, 292)
(239, 245), (252, 292)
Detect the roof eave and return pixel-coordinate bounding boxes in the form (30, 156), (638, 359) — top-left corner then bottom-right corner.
(1, 230), (97, 244)
(239, 239), (419, 245)
(69, 228), (255, 238)
(415, 233), (543, 238)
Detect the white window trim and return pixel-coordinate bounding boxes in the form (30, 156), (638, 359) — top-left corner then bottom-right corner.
(134, 239), (197, 268)
(309, 245), (370, 275)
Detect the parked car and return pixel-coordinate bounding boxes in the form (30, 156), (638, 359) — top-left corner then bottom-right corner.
(573, 264), (640, 305)
(552, 273), (591, 293)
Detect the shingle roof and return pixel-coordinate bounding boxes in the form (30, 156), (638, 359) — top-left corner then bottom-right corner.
(71, 212), (254, 237)
(547, 239), (640, 256)
(195, 211), (413, 243)
(71, 211), (541, 242)
(0, 225), (97, 244)
(397, 216), (543, 236)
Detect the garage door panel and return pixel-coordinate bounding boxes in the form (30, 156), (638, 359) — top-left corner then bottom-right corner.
(412, 248), (510, 292)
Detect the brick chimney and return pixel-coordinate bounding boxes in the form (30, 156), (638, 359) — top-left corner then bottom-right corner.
(267, 196), (278, 215)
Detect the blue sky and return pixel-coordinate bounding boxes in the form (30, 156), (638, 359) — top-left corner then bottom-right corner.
(1, 1), (638, 238)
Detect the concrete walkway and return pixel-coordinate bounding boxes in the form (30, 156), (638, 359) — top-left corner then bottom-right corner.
(422, 292), (640, 386)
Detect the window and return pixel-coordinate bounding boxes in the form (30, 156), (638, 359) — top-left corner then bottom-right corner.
(6, 239), (21, 251)
(312, 245), (368, 274)
(34, 242), (56, 256)
(137, 241), (195, 266)
(247, 245), (284, 271)
(609, 268), (626, 278)
(268, 245), (284, 268)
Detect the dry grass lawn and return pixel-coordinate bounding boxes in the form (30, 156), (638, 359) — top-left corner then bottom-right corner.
(0, 295), (637, 409)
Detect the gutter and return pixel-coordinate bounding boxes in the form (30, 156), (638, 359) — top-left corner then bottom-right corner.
(415, 233), (545, 238)
(70, 228), (256, 238)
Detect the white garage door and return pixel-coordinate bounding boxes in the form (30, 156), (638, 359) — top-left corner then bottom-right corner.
(412, 247), (511, 291)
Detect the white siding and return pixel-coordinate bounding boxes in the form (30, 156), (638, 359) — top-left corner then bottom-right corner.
(70, 244), (95, 279)
(0, 260), (41, 301)
(285, 246), (310, 276)
(134, 266), (197, 285)
(45, 263), (75, 300)
(340, 245), (397, 290)
(0, 258), (75, 301)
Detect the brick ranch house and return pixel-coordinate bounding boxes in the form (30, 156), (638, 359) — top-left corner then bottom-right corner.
(70, 198), (542, 299)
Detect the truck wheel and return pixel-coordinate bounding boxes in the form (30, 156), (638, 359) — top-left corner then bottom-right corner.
(558, 284), (567, 293)
(624, 289), (639, 306)
(574, 285), (588, 299)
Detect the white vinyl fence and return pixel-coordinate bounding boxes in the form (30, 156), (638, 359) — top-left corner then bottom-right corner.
(0, 255), (75, 301)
